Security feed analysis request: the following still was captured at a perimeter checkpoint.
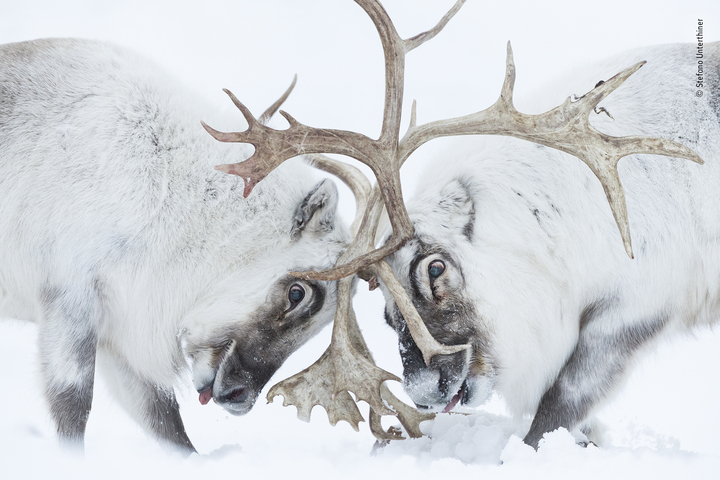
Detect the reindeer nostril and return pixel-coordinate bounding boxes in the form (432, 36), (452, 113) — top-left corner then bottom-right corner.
(218, 386), (250, 404)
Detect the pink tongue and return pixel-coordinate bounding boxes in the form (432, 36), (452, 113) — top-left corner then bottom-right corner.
(442, 391), (462, 413)
(199, 388), (213, 405)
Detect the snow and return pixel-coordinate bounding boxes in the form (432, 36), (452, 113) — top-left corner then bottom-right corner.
(2, 316), (720, 478)
(1, 0), (720, 478)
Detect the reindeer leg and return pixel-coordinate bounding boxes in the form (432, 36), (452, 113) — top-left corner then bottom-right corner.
(97, 351), (195, 454)
(523, 302), (668, 449)
(38, 287), (101, 451)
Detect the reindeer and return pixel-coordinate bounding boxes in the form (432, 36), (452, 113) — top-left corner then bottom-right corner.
(0, 38), (350, 452)
(201, 0), (712, 450)
(380, 40), (720, 448)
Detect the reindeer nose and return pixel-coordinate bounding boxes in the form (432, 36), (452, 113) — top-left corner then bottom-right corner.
(216, 385), (250, 405)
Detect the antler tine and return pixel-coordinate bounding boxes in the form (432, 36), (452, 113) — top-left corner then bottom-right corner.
(259, 75), (298, 125)
(404, 0), (466, 53)
(500, 41), (517, 106)
(223, 88), (259, 127)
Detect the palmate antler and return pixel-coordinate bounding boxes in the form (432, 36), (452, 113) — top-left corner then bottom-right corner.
(204, 0), (704, 440)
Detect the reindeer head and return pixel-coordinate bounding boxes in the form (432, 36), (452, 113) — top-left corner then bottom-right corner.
(379, 179), (496, 412)
(181, 175), (348, 415)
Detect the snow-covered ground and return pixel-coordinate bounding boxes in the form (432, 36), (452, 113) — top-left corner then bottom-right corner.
(1, 0), (719, 478)
(2, 304), (720, 479)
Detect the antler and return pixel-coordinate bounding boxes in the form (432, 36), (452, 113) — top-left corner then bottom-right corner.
(205, 0), (704, 442)
(204, 0), (701, 262)
(203, 0), (468, 275)
(258, 75), (297, 125)
(397, 43), (703, 258)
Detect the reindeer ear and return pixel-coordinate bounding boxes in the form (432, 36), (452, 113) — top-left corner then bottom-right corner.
(436, 179), (475, 241)
(291, 179), (340, 238)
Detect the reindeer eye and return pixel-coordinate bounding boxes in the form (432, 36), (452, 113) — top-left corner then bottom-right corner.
(428, 260), (445, 279)
(288, 284), (305, 307)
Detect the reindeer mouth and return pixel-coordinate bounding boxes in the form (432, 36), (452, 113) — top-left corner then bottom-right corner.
(415, 379), (470, 412)
(196, 340), (237, 406)
(441, 379), (469, 413)
(197, 377), (256, 414)
(198, 384), (214, 405)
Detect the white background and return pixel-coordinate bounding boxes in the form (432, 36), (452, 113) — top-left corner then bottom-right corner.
(1, 1), (719, 479)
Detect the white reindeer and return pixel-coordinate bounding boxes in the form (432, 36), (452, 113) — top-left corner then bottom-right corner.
(380, 41), (720, 447)
(0, 38), (349, 452)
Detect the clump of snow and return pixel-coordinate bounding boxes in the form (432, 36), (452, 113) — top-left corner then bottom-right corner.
(382, 408), (526, 464)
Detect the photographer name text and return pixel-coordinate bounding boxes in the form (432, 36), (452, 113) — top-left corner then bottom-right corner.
(696, 19), (704, 96)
